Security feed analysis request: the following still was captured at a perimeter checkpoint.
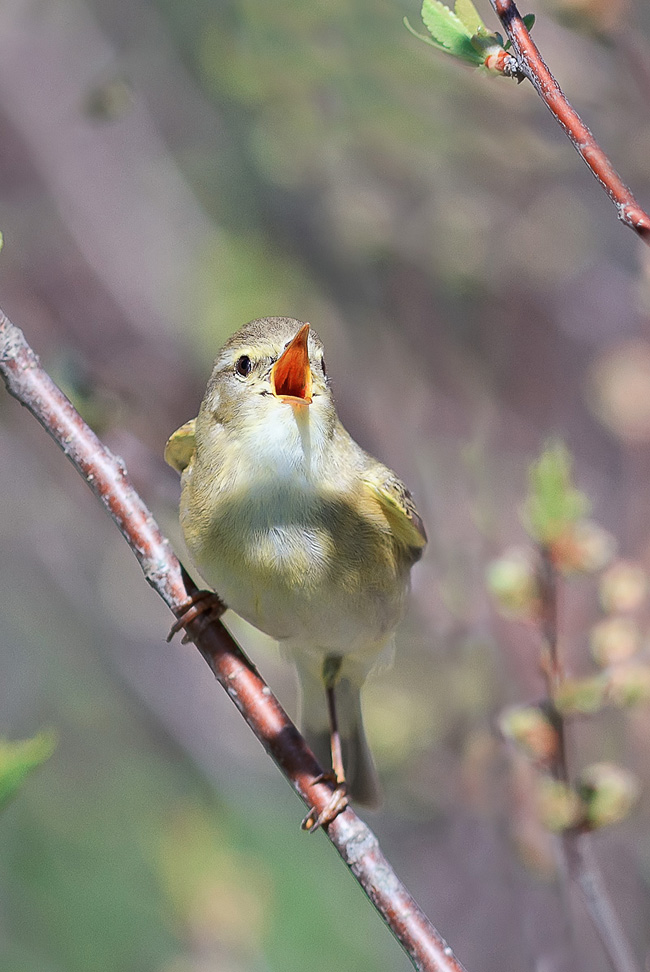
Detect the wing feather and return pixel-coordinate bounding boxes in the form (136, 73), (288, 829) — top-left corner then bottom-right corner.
(363, 469), (427, 554)
(164, 418), (196, 473)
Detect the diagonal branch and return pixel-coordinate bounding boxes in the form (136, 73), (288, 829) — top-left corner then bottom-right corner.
(0, 308), (468, 972)
(489, 0), (650, 244)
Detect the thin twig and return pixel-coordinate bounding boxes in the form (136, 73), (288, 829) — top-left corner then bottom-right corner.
(535, 545), (640, 972)
(537, 547), (569, 785)
(563, 834), (640, 972)
(0, 308), (468, 972)
(489, 0), (650, 244)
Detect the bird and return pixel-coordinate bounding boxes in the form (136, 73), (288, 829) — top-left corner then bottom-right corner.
(165, 317), (426, 828)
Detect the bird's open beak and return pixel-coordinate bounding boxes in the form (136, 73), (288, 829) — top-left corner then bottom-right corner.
(270, 323), (312, 405)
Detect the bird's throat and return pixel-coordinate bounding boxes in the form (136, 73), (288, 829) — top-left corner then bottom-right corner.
(293, 402), (312, 473)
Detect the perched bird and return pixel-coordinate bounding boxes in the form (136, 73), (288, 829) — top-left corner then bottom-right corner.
(165, 317), (426, 826)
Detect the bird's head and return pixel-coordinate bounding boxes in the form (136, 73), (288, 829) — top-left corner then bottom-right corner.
(196, 317), (336, 458)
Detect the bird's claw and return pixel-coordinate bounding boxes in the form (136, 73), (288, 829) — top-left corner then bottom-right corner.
(301, 775), (349, 833)
(167, 590), (226, 643)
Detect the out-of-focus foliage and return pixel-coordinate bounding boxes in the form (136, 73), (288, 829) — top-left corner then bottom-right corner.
(579, 762), (640, 830)
(492, 442), (648, 855)
(0, 732), (55, 811)
(523, 440), (590, 545)
(486, 546), (540, 617)
(498, 702), (559, 765)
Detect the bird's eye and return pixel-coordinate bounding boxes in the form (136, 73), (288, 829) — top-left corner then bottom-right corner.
(321, 356), (327, 377)
(235, 355), (252, 378)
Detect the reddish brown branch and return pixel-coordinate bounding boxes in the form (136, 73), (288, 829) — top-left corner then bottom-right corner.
(0, 308), (468, 972)
(490, 0), (650, 244)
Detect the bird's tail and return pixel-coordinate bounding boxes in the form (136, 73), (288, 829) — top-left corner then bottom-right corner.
(295, 663), (381, 809)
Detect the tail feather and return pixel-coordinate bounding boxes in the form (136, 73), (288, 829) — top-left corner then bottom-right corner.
(296, 665), (381, 809)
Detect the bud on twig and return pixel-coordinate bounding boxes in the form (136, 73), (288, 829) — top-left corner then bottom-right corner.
(590, 617), (640, 668)
(499, 703), (559, 766)
(599, 561), (647, 614)
(486, 548), (539, 618)
(537, 777), (584, 832)
(578, 763), (640, 830)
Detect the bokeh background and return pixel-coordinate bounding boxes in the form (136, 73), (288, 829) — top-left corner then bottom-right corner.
(1, 0), (650, 969)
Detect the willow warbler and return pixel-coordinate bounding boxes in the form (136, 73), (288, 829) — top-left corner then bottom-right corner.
(165, 317), (426, 821)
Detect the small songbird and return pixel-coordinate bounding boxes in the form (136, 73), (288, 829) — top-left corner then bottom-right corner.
(165, 317), (426, 827)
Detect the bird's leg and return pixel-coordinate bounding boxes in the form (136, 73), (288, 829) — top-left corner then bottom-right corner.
(324, 657), (346, 786)
(167, 589), (226, 643)
(301, 655), (349, 832)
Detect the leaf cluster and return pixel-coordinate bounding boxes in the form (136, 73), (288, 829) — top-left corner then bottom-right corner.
(522, 440), (591, 546)
(405, 0), (534, 73)
(491, 441), (647, 836)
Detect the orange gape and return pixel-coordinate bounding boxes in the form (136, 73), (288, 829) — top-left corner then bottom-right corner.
(271, 323), (313, 403)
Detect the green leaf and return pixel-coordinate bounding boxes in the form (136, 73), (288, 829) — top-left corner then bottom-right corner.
(421, 0), (470, 45)
(0, 731), (56, 811)
(522, 440), (590, 545)
(408, 0), (514, 72)
(420, 0), (484, 63)
(403, 16), (453, 49)
(454, 0), (486, 35)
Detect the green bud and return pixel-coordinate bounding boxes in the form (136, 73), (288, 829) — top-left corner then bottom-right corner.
(607, 663), (650, 707)
(578, 763), (639, 829)
(486, 548), (538, 618)
(537, 778), (584, 832)
(499, 704), (559, 764)
(599, 561), (647, 614)
(523, 441), (590, 545)
(590, 616), (640, 667)
(551, 520), (616, 575)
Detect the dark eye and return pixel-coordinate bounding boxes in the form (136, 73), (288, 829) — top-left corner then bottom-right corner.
(235, 355), (252, 378)
(321, 356), (327, 376)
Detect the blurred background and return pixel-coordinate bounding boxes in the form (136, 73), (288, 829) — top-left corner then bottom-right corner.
(1, 0), (650, 969)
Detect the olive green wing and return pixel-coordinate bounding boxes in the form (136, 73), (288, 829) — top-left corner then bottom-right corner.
(363, 468), (427, 555)
(164, 418), (196, 473)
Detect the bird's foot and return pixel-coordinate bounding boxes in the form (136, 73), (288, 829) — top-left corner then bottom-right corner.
(167, 590), (226, 643)
(301, 773), (349, 833)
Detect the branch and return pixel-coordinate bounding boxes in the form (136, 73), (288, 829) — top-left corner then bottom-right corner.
(0, 308), (468, 972)
(489, 0), (650, 244)
(563, 834), (640, 972)
(535, 545), (640, 972)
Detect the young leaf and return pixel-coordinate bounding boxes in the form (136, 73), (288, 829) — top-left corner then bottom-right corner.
(404, 17), (453, 50)
(0, 732), (56, 811)
(407, 0), (518, 75)
(454, 0), (486, 35)
(420, 0), (484, 64)
(522, 440), (590, 545)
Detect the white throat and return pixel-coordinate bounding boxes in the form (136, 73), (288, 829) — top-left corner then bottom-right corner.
(239, 399), (330, 486)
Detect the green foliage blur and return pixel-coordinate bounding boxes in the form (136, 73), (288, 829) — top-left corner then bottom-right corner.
(0, 733), (55, 812)
(523, 440), (590, 545)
